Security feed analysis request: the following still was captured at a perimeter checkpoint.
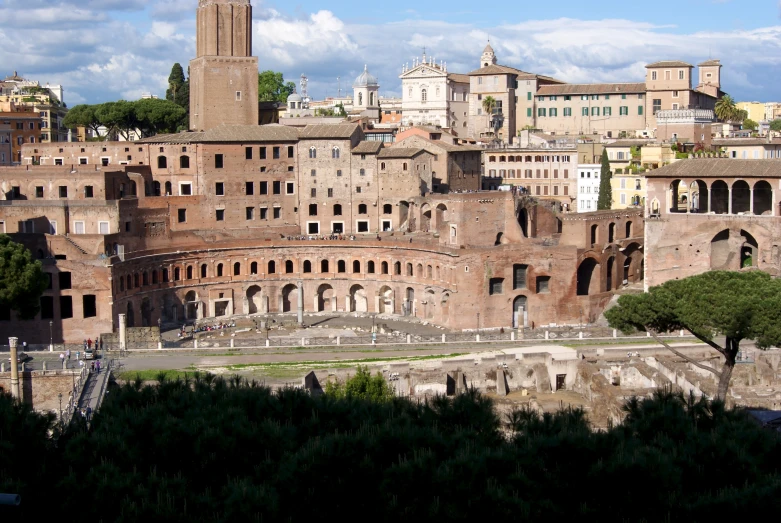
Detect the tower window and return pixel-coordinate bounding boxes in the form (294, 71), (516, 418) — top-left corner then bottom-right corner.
(236, 91), (242, 101)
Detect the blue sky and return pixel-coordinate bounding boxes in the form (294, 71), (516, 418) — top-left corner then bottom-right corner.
(1, 0), (780, 105)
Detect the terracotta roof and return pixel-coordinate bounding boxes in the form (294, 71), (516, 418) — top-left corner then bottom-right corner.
(468, 64), (527, 76)
(712, 138), (781, 146)
(378, 148), (427, 159)
(536, 83), (646, 96)
(138, 124), (299, 143)
(351, 141), (384, 155)
(447, 73), (470, 84)
(298, 123), (361, 140)
(698, 59), (722, 67)
(645, 159), (781, 178)
(605, 140), (652, 147)
(646, 60), (693, 68)
(397, 135), (483, 153)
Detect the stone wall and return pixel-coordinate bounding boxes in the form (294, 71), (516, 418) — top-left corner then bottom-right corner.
(0, 370), (79, 412)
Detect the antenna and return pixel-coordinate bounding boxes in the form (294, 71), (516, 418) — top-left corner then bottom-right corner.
(337, 76), (341, 98)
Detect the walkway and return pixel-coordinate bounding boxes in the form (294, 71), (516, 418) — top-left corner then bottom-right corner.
(76, 364), (112, 414)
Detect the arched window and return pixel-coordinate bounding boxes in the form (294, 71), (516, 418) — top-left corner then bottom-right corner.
(233, 262), (241, 276)
(180, 156), (189, 169)
(186, 266), (193, 279)
(321, 259), (329, 273)
(403, 163), (408, 171)
(367, 261), (375, 274)
(407, 263), (413, 276)
(421, 89), (427, 102)
(394, 262), (401, 275)
(427, 265), (433, 278)
(126, 275), (132, 289)
(333, 204), (342, 216)
(360, 168), (365, 176)
(381, 162), (386, 170)
(174, 267), (180, 281)
(216, 263), (223, 277)
(142, 272), (149, 286)
(165, 181), (172, 195)
(338, 260), (346, 273)
(250, 261), (258, 274)
(162, 268), (169, 283)
(381, 261), (389, 274)
(268, 261), (276, 274)
(608, 223), (615, 243)
(157, 156), (167, 169)
(200, 264), (207, 278)
(285, 260), (294, 273)
(119, 278), (124, 291)
(303, 260), (312, 273)
(383, 204), (392, 214)
(358, 92), (363, 106)
(359, 204), (367, 214)
(332, 147), (340, 159)
(353, 260), (361, 273)
(309, 147), (316, 159)
(134, 274), (139, 288)
(416, 264), (423, 277)
(625, 221), (632, 238)
(152, 271), (158, 284)
(153, 181), (161, 196)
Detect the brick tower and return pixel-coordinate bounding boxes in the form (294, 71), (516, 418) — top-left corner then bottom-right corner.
(189, 0), (259, 131)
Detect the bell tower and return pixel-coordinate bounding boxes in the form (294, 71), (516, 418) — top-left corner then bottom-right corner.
(189, 0), (259, 131)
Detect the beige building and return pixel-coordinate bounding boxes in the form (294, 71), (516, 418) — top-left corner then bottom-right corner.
(644, 61), (719, 129)
(713, 138), (781, 159)
(0, 74), (68, 144)
(399, 53), (469, 133)
(736, 102), (766, 123)
(483, 147), (576, 206)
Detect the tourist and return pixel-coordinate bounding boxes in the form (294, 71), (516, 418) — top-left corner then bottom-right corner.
(66, 348), (71, 360)
(59, 352), (65, 365)
(76, 350), (80, 360)
(96, 360), (101, 374)
(85, 406), (92, 422)
(90, 361), (95, 372)
(87, 338), (92, 349)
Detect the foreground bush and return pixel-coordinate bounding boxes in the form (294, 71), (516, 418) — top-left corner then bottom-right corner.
(1, 375), (780, 521)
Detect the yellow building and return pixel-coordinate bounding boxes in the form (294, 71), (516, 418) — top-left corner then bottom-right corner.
(606, 141), (676, 209)
(736, 101), (765, 123)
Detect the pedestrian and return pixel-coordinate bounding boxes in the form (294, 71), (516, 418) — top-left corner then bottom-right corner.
(59, 352), (65, 364)
(90, 361), (95, 372)
(79, 360), (84, 369)
(96, 360), (101, 374)
(83, 339), (87, 350)
(22, 341), (27, 351)
(66, 348), (71, 360)
(76, 350), (80, 360)
(87, 338), (92, 350)
(86, 406), (92, 422)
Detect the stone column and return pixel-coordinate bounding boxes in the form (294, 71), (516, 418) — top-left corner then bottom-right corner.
(331, 297), (337, 312)
(750, 188), (754, 215)
(9, 337), (19, 400)
(345, 295), (352, 313)
(707, 185), (712, 213)
(297, 280), (304, 325)
(728, 187), (733, 214)
(118, 313), (127, 353)
(313, 294), (320, 312)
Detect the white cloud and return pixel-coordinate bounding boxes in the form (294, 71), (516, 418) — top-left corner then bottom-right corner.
(1, 2), (779, 106)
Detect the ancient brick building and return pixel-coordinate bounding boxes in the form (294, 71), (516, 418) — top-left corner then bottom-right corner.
(644, 159), (781, 289)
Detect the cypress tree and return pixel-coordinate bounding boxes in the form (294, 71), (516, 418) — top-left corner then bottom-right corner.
(597, 148), (613, 210)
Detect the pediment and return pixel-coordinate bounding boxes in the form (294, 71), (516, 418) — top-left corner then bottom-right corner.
(399, 65), (446, 79)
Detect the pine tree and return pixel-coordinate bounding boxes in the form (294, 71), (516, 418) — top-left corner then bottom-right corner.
(165, 63), (188, 110)
(597, 149), (613, 210)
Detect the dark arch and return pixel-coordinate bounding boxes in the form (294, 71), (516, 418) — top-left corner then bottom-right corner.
(337, 260), (346, 273)
(692, 179), (708, 213)
(174, 267), (180, 281)
(732, 180), (750, 214)
(157, 156), (167, 169)
(711, 180), (729, 214)
(710, 229), (731, 269)
(394, 261), (401, 275)
(381, 261), (389, 274)
(320, 259), (329, 273)
(216, 263), (223, 277)
(233, 262), (241, 276)
(518, 208), (529, 238)
(608, 223), (615, 243)
(353, 260), (361, 273)
(367, 260), (375, 273)
(741, 229), (759, 268)
(250, 261), (258, 274)
(605, 256), (614, 292)
(576, 258), (600, 296)
(753, 180), (772, 215)
(625, 221), (633, 238)
(590, 224), (598, 246)
(186, 266), (193, 279)
(495, 232), (504, 245)
(126, 301), (135, 327)
(268, 260), (276, 274)
(179, 155), (190, 169)
(285, 260), (294, 273)
(200, 264), (207, 278)
(165, 181), (172, 195)
(303, 260), (312, 273)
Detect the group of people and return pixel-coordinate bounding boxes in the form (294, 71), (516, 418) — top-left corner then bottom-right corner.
(285, 234), (358, 241)
(81, 338), (101, 350)
(193, 321), (236, 333)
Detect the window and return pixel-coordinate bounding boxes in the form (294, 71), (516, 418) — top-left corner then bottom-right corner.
(582, 107), (589, 117)
(359, 168), (365, 176)
(268, 261), (276, 274)
(327, 188), (333, 198)
(421, 89), (427, 102)
(250, 262), (258, 274)
(527, 108), (532, 117)
(358, 204), (367, 214)
(550, 108), (558, 117)
(286, 182), (294, 194)
(563, 107), (572, 117)
(538, 108), (546, 117)
(260, 147), (267, 159)
(635, 179), (641, 190)
(513, 264), (528, 289)
(591, 107), (599, 116)
(245, 147), (253, 160)
(215, 182), (224, 196)
(178, 209), (187, 223)
(489, 278), (503, 295)
(260, 208), (268, 220)
(311, 169), (316, 177)
(620, 193), (626, 205)
(620, 106), (628, 115)
(273, 181), (281, 194)
(357, 221), (369, 232)
(273, 207), (281, 219)
(652, 99), (661, 114)
(333, 204), (342, 216)
(638, 105), (644, 116)
(356, 187), (362, 194)
(40, 296), (54, 319)
(35, 186), (44, 198)
(215, 154), (224, 168)
(536, 276), (550, 294)
(678, 70), (685, 80)
(380, 162), (386, 170)
(216, 209), (225, 221)
(273, 147), (280, 159)
(60, 296), (73, 319)
(603, 107), (611, 116)
(338, 260), (346, 273)
(179, 183), (192, 196)
(260, 181), (268, 195)
(246, 207), (254, 220)
(303, 260), (312, 273)
(288, 146), (294, 158)
(332, 147), (340, 159)
(235, 91), (242, 101)
(383, 204), (392, 214)
(309, 147), (316, 159)
(651, 71), (657, 80)
(157, 156), (167, 169)
(310, 188), (317, 198)
(309, 204), (318, 216)
(672, 90), (679, 98)
(59, 186), (68, 198)
(246, 181), (254, 195)
(353, 260), (361, 273)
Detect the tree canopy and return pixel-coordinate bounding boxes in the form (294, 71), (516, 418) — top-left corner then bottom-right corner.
(165, 63), (189, 130)
(742, 118), (758, 131)
(2, 377), (781, 521)
(0, 235), (49, 320)
(62, 99), (187, 139)
(770, 119), (781, 132)
(258, 70), (296, 103)
(605, 271), (781, 400)
(714, 94), (747, 123)
(597, 148), (613, 210)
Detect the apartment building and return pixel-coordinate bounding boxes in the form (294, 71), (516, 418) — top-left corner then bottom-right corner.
(713, 138), (781, 159)
(483, 147), (576, 206)
(577, 164), (601, 212)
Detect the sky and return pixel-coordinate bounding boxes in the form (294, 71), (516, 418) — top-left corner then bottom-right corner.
(1, 0), (780, 106)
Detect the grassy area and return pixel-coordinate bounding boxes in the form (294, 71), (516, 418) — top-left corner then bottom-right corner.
(114, 369), (203, 382)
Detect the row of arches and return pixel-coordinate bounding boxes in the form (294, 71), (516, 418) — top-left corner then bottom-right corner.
(157, 155), (190, 170)
(115, 256), (454, 295)
(667, 179), (774, 216)
(590, 221), (635, 246)
(576, 243), (644, 296)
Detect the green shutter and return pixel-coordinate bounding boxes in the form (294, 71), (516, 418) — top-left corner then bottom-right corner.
(527, 107), (532, 117)
(527, 92), (532, 100)
(638, 106), (644, 115)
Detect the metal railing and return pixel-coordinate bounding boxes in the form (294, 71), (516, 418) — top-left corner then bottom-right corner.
(62, 365), (89, 427)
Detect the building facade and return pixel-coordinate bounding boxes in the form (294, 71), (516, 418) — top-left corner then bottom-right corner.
(577, 164), (601, 212)
(483, 148), (576, 206)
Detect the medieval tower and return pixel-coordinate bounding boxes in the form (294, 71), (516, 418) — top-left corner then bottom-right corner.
(189, 0), (259, 131)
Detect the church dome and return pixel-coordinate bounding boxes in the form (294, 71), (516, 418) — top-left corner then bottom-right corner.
(353, 65), (378, 88)
(288, 91), (302, 102)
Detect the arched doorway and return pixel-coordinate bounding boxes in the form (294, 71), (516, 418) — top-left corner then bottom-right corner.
(710, 229), (731, 269)
(184, 291), (198, 320)
(246, 285), (262, 314)
(440, 292), (450, 322)
(378, 286), (394, 314)
(281, 284), (297, 313)
(513, 296), (528, 329)
(350, 284), (368, 313)
(741, 229), (759, 268)
(435, 204), (448, 233)
(711, 181), (729, 214)
(606, 256), (614, 292)
(420, 203), (431, 232)
(732, 180), (750, 214)
(126, 301), (135, 327)
(317, 284), (334, 312)
(576, 258), (600, 296)
(404, 287), (414, 316)
(141, 297), (152, 326)
(753, 180), (773, 215)
(623, 257), (632, 283)
(424, 289), (436, 319)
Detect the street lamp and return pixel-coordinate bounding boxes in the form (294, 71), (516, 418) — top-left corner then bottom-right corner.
(57, 392), (62, 424)
(49, 321), (53, 352)
(477, 312), (480, 335)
